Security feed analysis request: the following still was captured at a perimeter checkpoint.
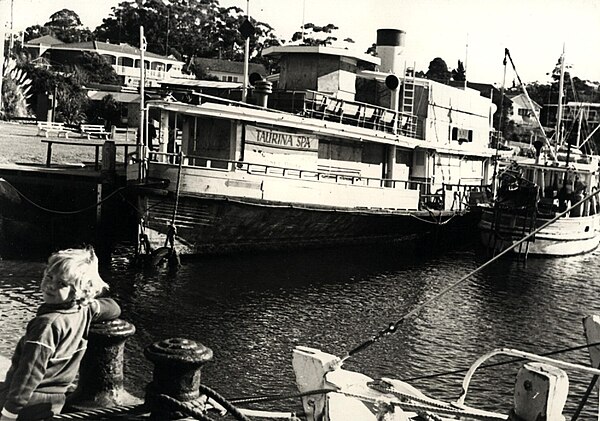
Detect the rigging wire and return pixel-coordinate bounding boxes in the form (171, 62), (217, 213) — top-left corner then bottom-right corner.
(341, 187), (600, 363)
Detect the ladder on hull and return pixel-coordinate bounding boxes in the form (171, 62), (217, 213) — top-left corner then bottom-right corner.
(487, 207), (537, 260)
(400, 63), (418, 138)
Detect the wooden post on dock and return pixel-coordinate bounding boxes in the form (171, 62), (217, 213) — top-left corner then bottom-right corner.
(94, 140), (118, 264)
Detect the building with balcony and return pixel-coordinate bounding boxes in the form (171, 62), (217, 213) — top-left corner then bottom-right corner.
(24, 37), (193, 87)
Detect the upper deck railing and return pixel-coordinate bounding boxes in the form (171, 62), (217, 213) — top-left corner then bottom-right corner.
(153, 89), (424, 140)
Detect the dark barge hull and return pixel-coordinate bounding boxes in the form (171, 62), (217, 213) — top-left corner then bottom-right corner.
(139, 190), (478, 256)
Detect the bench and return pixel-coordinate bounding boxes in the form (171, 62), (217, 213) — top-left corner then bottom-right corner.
(37, 121), (70, 138)
(80, 124), (111, 140)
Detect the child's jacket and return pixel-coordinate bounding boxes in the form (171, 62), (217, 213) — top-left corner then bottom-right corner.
(2, 298), (121, 416)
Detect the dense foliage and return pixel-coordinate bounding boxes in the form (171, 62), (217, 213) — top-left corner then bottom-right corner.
(93, 0), (281, 65)
(24, 9), (93, 43)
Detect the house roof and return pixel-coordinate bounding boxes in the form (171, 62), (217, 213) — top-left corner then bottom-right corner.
(88, 90), (140, 103)
(508, 93), (541, 109)
(26, 35), (64, 45)
(192, 58), (267, 76)
(49, 40), (181, 62)
(160, 79), (243, 89)
(263, 45), (380, 66)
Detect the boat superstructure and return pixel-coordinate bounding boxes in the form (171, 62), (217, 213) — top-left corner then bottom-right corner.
(130, 29), (497, 256)
(479, 49), (600, 257)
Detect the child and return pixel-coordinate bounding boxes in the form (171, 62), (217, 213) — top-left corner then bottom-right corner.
(0, 247), (121, 421)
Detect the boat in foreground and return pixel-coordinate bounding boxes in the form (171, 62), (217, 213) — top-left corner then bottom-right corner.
(129, 29), (497, 257)
(6, 313), (600, 420)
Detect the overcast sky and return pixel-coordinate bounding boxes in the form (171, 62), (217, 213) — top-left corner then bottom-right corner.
(5, 0), (600, 85)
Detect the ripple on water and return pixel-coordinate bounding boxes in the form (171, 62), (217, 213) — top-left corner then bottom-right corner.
(1, 246), (600, 417)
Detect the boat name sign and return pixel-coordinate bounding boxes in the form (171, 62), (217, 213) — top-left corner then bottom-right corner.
(246, 126), (318, 151)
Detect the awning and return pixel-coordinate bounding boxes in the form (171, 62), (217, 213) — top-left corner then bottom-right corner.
(88, 91), (141, 103)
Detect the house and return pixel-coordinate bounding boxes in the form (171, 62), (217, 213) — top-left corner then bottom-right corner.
(192, 57), (266, 83)
(506, 93), (541, 126)
(23, 37), (193, 88)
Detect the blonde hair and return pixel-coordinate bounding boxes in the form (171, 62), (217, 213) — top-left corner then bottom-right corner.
(44, 246), (109, 303)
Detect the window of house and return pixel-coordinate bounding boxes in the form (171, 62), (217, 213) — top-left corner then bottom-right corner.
(518, 108), (531, 117)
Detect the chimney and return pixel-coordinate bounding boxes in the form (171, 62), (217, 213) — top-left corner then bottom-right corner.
(376, 29), (405, 75)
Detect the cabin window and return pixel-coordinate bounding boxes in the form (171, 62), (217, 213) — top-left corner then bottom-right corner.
(395, 149), (412, 165)
(362, 143), (384, 165)
(451, 127), (473, 143)
(186, 116), (231, 168)
(318, 139), (361, 162)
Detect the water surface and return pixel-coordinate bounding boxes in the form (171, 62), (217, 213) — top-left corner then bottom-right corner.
(1, 243), (599, 417)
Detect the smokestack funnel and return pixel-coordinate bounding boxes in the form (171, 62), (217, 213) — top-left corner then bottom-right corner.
(376, 29), (405, 75)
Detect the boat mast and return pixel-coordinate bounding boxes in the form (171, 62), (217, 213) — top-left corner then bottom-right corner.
(0, 6), (5, 114)
(555, 45), (565, 146)
(138, 26), (147, 182)
(504, 49), (556, 161)
(242, 0), (250, 102)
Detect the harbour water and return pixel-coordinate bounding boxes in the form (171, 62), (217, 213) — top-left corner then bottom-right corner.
(1, 241), (600, 418)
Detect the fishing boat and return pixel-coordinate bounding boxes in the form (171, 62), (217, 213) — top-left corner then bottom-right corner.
(129, 29), (497, 257)
(478, 49), (600, 256)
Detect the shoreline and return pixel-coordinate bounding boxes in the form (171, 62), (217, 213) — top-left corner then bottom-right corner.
(0, 121), (132, 166)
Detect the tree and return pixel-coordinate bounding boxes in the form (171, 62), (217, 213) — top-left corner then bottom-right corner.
(426, 57), (451, 84)
(24, 25), (54, 42)
(290, 23), (345, 46)
(20, 62), (88, 124)
(66, 52), (121, 85)
(93, 0), (280, 65)
(1, 59), (33, 118)
(24, 9), (93, 43)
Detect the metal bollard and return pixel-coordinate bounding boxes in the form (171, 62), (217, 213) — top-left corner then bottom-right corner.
(66, 318), (140, 410)
(144, 337), (213, 420)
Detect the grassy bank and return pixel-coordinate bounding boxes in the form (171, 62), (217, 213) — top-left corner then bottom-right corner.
(0, 121), (132, 166)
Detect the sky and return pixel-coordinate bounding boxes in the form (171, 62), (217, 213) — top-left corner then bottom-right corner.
(3, 0), (600, 85)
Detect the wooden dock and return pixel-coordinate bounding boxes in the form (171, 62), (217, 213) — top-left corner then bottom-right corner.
(0, 122), (140, 261)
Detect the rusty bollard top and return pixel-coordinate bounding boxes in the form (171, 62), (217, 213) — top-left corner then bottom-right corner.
(144, 338), (213, 419)
(145, 338), (213, 366)
(90, 318), (136, 341)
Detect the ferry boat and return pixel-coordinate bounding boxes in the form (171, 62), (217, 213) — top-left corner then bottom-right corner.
(129, 29), (497, 257)
(478, 49), (600, 257)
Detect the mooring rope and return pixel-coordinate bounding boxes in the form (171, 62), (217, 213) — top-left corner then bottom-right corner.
(340, 390), (504, 420)
(342, 188), (600, 362)
(52, 404), (146, 420)
(0, 178), (129, 215)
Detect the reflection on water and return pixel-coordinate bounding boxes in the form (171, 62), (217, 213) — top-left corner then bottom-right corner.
(1, 244), (600, 417)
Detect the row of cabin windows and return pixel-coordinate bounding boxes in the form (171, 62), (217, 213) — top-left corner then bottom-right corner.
(221, 75), (239, 82)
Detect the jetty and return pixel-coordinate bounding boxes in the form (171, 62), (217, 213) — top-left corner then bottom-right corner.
(0, 121), (138, 260)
